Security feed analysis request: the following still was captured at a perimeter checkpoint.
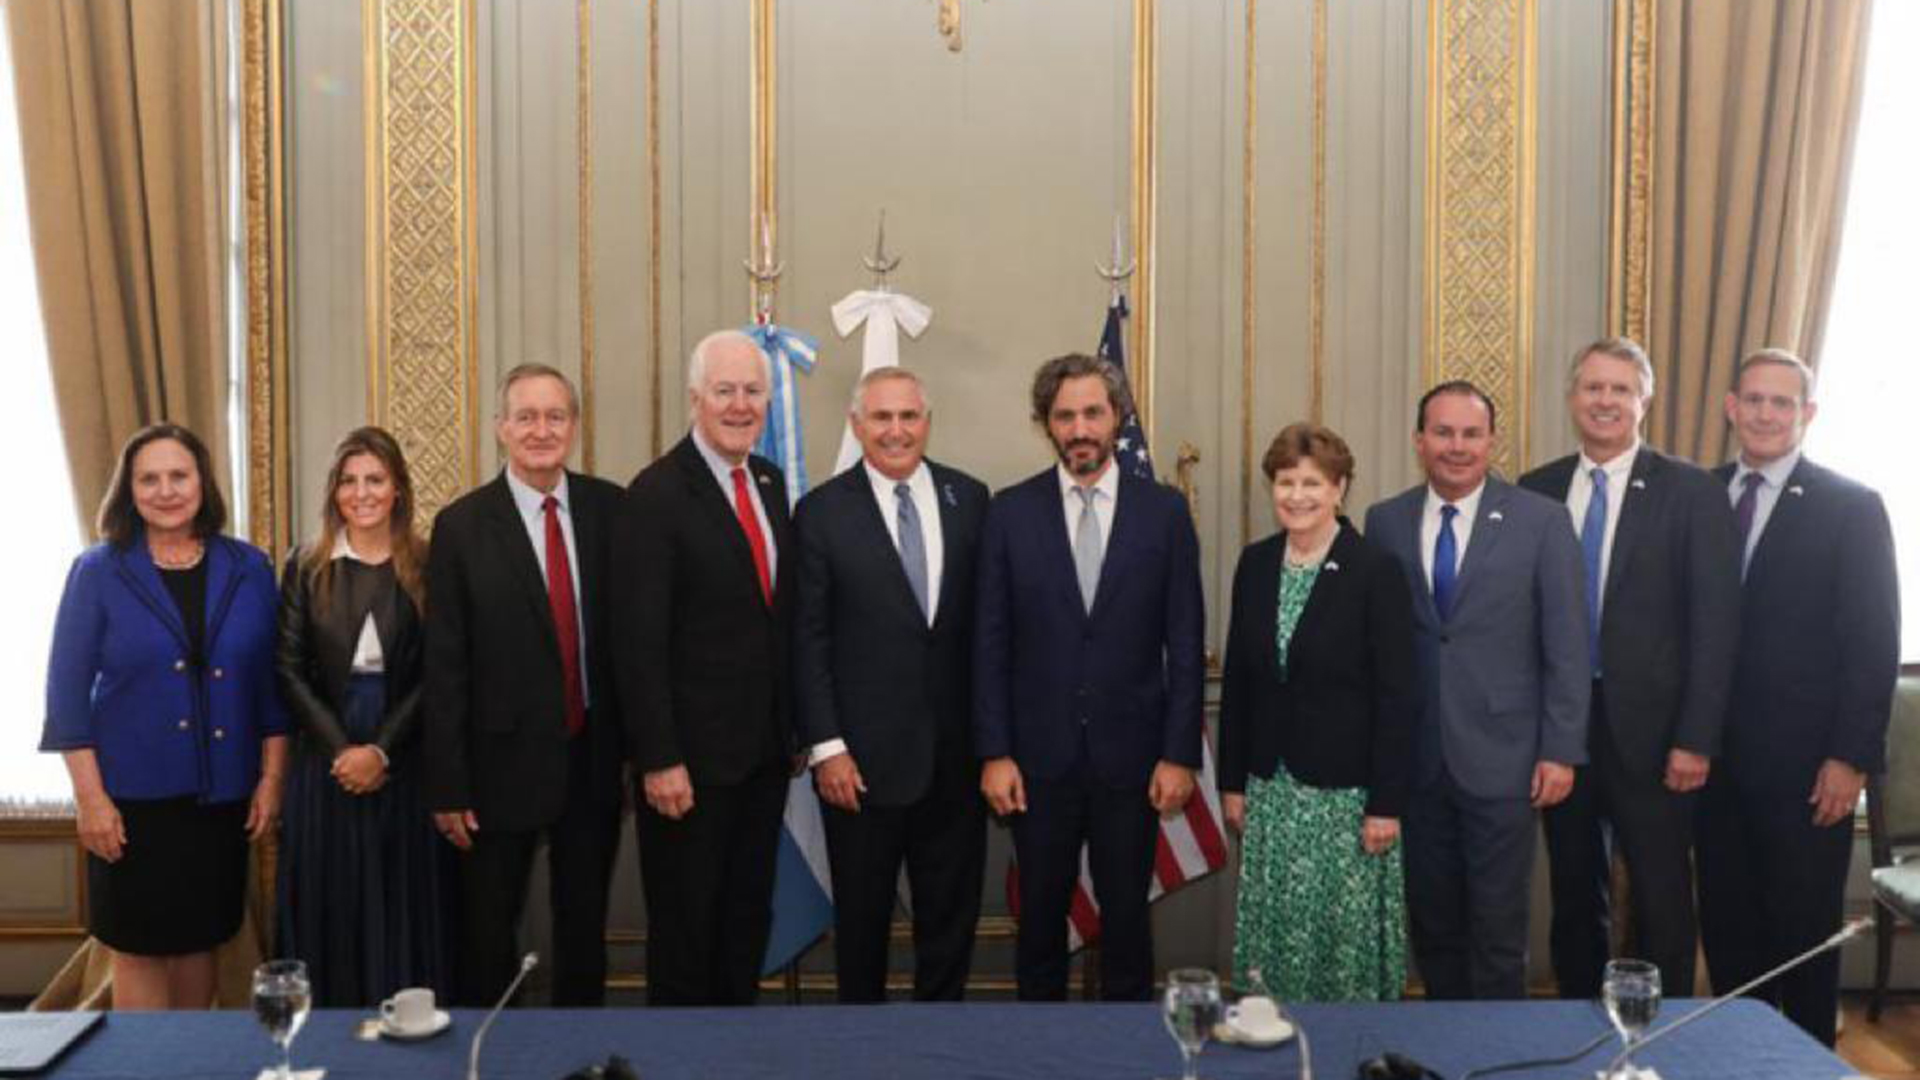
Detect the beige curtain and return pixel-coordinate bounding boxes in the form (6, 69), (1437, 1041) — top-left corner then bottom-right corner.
(1647, 0), (1874, 464)
(5, 0), (229, 534)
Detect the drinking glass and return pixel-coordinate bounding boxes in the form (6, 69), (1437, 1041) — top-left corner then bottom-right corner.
(1161, 967), (1223, 1080)
(1601, 958), (1661, 1078)
(253, 959), (312, 1080)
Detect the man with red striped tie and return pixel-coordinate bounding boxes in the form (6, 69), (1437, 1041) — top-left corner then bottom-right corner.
(974, 353), (1207, 1001)
(616, 330), (795, 1006)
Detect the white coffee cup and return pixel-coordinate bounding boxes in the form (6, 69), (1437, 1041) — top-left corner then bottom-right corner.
(1227, 994), (1281, 1034)
(381, 987), (436, 1032)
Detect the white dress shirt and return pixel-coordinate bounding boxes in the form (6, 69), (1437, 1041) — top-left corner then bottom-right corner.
(328, 533), (386, 674)
(1729, 449), (1801, 572)
(810, 460), (947, 768)
(1564, 442), (1638, 607)
(1058, 460), (1120, 561)
(691, 427), (779, 589)
(504, 467), (591, 707)
(1419, 481), (1486, 591)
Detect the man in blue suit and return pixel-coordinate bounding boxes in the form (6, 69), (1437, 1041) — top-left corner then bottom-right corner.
(974, 352), (1206, 1001)
(1364, 380), (1590, 999)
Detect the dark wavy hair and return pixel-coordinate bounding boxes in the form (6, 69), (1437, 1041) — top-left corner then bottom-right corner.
(1028, 352), (1134, 426)
(95, 423), (227, 547)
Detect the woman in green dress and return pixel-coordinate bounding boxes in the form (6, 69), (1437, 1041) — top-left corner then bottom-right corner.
(1218, 422), (1417, 1001)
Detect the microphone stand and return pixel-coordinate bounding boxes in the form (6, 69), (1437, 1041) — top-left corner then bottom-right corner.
(1598, 919), (1869, 1079)
(468, 952), (539, 1080)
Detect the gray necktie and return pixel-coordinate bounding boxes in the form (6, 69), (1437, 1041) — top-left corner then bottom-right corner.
(1073, 486), (1102, 613)
(895, 482), (930, 622)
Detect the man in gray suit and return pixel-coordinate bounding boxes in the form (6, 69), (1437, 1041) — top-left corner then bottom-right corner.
(1364, 380), (1590, 999)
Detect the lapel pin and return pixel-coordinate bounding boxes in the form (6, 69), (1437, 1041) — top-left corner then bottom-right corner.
(1325, 560), (1341, 572)
(942, 483), (957, 507)
(1788, 484), (1805, 496)
(757, 473), (772, 487)
(1488, 510), (1504, 523)
(1630, 478), (1647, 490)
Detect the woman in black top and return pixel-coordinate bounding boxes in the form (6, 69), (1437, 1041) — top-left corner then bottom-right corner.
(1217, 423), (1416, 1001)
(276, 426), (452, 1005)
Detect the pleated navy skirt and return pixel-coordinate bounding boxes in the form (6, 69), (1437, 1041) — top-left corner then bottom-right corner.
(276, 674), (456, 1007)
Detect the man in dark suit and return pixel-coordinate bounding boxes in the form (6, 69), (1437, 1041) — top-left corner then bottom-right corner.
(425, 363), (626, 1007)
(1364, 380), (1589, 999)
(616, 329), (793, 1007)
(1519, 337), (1741, 1000)
(792, 366), (989, 1003)
(974, 352), (1205, 1002)
(1697, 348), (1898, 1045)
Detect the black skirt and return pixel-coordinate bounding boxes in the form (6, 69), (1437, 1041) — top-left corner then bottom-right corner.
(87, 796), (248, 956)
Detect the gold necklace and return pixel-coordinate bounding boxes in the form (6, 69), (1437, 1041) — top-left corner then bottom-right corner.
(151, 539), (206, 570)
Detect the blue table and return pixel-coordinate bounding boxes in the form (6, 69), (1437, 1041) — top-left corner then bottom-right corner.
(49, 999), (1853, 1079)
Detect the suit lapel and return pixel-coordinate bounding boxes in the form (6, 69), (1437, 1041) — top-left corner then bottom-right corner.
(849, 468), (928, 627)
(930, 466), (963, 628)
(1282, 524), (1353, 674)
(565, 471), (604, 645)
(483, 477), (558, 646)
(676, 437), (765, 597)
(1087, 472), (1140, 623)
(112, 539), (190, 650)
(1392, 489), (1440, 625)
(1034, 471), (1090, 621)
(1448, 481), (1510, 614)
(1745, 457), (1813, 584)
(1600, 449), (1655, 612)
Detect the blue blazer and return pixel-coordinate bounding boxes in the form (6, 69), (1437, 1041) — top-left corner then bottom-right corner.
(42, 534), (288, 803)
(1363, 477), (1590, 800)
(972, 467), (1205, 787)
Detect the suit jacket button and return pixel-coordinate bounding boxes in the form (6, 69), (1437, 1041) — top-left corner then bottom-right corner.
(1439, 634), (1451, 644)
(173, 659), (187, 673)
(177, 719), (190, 731)
(212, 667), (225, 679)
(213, 728), (226, 740)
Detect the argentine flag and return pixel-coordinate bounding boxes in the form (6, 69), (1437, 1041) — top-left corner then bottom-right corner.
(745, 324), (835, 974)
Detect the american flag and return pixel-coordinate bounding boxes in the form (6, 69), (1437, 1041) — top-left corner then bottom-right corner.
(1007, 296), (1231, 951)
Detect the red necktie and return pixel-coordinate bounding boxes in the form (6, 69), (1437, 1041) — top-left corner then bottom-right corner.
(542, 496), (585, 736)
(730, 467), (773, 604)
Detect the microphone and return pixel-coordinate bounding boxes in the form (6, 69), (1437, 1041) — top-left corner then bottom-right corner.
(1595, 917), (1870, 1078)
(468, 952), (539, 1080)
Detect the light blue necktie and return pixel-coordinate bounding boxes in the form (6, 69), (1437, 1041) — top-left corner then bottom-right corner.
(1073, 487), (1102, 613)
(1432, 504), (1459, 621)
(895, 482), (930, 623)
(1581, 466), (1608, 675)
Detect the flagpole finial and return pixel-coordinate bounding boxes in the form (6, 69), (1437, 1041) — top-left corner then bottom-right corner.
(1095, 212), (1135, 304)
(743, 211), (785, 324)
(862, 209), (902, 292)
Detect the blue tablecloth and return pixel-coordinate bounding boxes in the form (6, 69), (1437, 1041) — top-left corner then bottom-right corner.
(49, 999), (1852, 1079)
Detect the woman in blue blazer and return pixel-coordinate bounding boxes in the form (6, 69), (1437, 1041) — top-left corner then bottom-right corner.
(41, 424), (288, 1009)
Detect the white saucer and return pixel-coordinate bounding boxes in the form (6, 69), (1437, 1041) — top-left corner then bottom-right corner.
(379, 1010), (451, 1041)
(1213, 1014), (1296, 1049)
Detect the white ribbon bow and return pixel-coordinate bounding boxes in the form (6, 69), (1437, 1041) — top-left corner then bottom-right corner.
(830, 289), (933, 473)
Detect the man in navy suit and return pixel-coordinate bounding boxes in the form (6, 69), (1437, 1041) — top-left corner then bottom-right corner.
(1697, 348), (1898, 1046)
(974, 352), (1205, 1001)
(1519, 338), (1741, 1000)
(1365, 381), (1589, 999)
(792, 367), (989, 1002)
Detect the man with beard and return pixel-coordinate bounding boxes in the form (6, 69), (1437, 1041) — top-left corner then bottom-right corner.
(973, 352), (1205, 1001)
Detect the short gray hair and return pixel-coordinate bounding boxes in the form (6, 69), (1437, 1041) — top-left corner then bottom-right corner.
(1734, 347), (1817, 402)
(687, 329), (772, 393)
(1568, 337), (1655, 401)
(848, 366), (932, 417)
(497, 363), (579, 418)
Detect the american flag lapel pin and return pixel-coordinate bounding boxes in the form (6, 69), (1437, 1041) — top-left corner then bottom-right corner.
(1630, 478), (1647, 490)
(1488, 510), (1504, 523)
(942, 483), (957, 507)
(757, 473), (772, 487)
(1325, 559), (1341, 573)
(1789, 484), (1805, 497)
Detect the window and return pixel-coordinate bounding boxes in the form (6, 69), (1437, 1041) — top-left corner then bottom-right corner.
(0, 19), (84, 809)
(1805, 2), (1920, 663)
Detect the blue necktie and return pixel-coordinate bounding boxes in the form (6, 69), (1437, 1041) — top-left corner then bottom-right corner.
(1581, 466), (1608, 675)
(895, 482), (931, 623)
(1432, 504), (1459, 621)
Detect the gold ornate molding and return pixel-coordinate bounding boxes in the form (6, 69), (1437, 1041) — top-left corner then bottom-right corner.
(1238, 0), (1257, 545)
(578, 0), (597, 471)
(1309, 0), (1327, 427)
(1423, 0), (1537, 477)
(1608, 0), (1655, 344)
(364, 0), (479, 524)
(750, 0), (778, 325)
(1130, 0), (1158, 445)
(242, 0), (289, 561)
(646, 0), (663, 456)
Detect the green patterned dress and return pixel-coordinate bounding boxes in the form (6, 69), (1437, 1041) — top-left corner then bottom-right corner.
(1232, 558), (1408, 1001)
